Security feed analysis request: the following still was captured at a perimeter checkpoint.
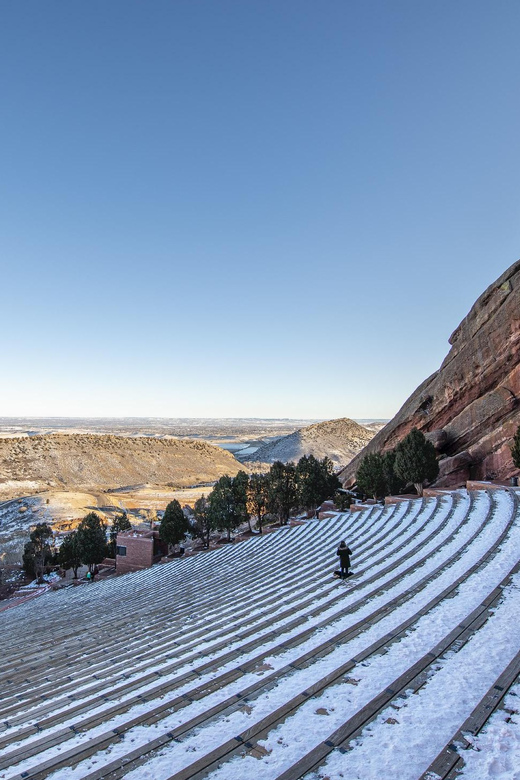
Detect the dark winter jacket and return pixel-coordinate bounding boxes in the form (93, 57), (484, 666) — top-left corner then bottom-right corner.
(336, 546), (352, 567)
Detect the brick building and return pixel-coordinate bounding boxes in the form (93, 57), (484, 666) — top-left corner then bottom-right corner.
(115, 529), (168, 574)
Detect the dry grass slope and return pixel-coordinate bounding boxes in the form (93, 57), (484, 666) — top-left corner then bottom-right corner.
(0, 434), (242, 495)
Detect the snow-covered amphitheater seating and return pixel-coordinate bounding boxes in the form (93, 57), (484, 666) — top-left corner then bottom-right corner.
(1, 488), (519, 780)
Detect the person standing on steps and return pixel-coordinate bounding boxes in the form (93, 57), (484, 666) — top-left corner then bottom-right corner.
(336, 540), (352, 579)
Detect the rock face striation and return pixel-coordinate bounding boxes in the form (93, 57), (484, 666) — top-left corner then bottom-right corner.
(340, 260), (520, 488)
(243, 418), (376, 468)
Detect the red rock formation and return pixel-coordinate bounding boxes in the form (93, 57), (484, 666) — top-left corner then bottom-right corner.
(340, 260), (520, 488)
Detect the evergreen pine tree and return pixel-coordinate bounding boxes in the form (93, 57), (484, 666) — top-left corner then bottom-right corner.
(324, 457), (342, 498)
(296, 455), (339, 514)
(192, 494), (215, 547)
(159, 500), (189, 551)
(208, 475), (240, 541)
(382, 449), (406, 495)
(23, 523), (54, 581)
(356, 452), (386, 500)
(394, 428), (439, 496)
(22, 541), (37, 579)
(268, 461), (297, 525)
(58, 532), (83, 578)
(76, 512), (108, 573)
(233, 470), (251, 531)
(247, 473), (270, 533)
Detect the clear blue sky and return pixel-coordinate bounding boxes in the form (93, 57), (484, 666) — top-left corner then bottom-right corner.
(1, 0), (519, 419)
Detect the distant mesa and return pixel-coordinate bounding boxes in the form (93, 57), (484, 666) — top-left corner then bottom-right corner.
(340, 259), (520, 488)
(241, 417), (377, 467)
(0, 433), (241, 497)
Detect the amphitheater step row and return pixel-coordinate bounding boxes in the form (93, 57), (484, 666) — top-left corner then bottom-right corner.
(1, 489), (519, 780)
(1, 495), (461, 732)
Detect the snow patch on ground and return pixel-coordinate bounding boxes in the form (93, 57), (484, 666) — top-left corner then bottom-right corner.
(456, 683), (520, 780)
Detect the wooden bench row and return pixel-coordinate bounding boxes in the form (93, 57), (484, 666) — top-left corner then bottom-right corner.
(2, 496), (500, 776)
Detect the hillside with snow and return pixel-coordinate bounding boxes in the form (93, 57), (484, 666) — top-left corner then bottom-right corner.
(0, 434), (241, 499)
(0, 496), (55, 566)
(1, 488), (519, 779)
(240, 417), (376, 467)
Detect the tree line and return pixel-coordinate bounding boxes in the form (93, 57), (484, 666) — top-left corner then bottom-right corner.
(21, 425), (520, 583)
(161, 455), (341, 550)
(23, 454), (341, 579)
(133, 423), (520, 556)
(355, 428), (439, 499)
(356, 423), (520, 501)
(23, 511), (131, 581)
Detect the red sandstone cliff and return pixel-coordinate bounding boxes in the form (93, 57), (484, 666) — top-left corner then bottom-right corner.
(340, 260), (520, 488)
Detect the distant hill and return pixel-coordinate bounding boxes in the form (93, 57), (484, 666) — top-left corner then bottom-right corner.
(0, 434), (241, 498)
(241, 418), (376, 467)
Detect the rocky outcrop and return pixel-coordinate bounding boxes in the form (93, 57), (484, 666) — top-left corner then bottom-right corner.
(242, 418), (376, 468)
(340, 260), (520, 488)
